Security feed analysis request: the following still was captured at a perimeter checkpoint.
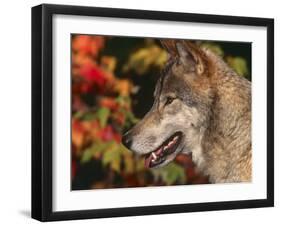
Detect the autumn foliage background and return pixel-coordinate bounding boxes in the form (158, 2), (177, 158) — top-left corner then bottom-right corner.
(71, 35), (251, 190)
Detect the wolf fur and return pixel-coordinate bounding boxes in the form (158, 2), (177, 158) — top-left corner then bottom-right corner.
(122, 40), (251, 183)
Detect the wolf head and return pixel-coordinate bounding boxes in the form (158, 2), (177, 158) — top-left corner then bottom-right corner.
(122, 40), (215, 168)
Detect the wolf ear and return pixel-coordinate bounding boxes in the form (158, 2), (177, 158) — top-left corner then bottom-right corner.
(160, 39), (178, 57)
(176, 41), (205, 75)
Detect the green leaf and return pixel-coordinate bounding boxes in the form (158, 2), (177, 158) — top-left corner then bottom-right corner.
(227, 56), (249, 77)
(80, 147), (93, 163)
(73, 111), (96, 121)
(125, 110), (139, 124)
(80, 141), (115, 163)
(120, 144), (134, 174)
(96, 107), (110, 128)
(115, 95), (130, 105)
(81, 112), (96, 121)
(165, 163), (186, 185)
(73, 111), (84, 119)
(153, 162), (186, 185)
(123, 44), (167, 75)
(102, 142), (122, 172)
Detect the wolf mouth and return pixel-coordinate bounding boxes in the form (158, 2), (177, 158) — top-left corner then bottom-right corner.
(144, 131), (183, 168)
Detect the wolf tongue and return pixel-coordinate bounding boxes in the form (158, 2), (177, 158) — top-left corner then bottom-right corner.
(156, 147), (163, 156)
(144, 147), (164, 168)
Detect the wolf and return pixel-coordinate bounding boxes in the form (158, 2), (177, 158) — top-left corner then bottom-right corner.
(122, 40), (251, 183)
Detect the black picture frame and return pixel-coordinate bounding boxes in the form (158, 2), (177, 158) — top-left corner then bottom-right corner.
(32, 3), (274, 222)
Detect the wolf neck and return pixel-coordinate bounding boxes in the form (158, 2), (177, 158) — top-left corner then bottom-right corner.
(194, 49), (251, 183)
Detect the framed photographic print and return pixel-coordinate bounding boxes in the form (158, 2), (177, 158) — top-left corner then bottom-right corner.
(32, 4), (274, 221)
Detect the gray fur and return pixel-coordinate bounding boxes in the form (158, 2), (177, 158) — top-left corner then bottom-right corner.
(122, 40), (251, 183)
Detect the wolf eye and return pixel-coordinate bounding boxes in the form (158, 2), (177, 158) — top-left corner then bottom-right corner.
(165, 97), (175, 105)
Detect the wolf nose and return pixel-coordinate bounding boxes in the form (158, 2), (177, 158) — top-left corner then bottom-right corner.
(122, 131), (133, 149)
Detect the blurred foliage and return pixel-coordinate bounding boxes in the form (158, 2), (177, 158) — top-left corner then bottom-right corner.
(123, 39), (168, 75)
(200, 42), (250, 78)
(71, 35), (251, 190)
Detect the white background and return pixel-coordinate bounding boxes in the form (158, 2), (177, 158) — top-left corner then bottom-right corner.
(0, 0), (279, 225)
